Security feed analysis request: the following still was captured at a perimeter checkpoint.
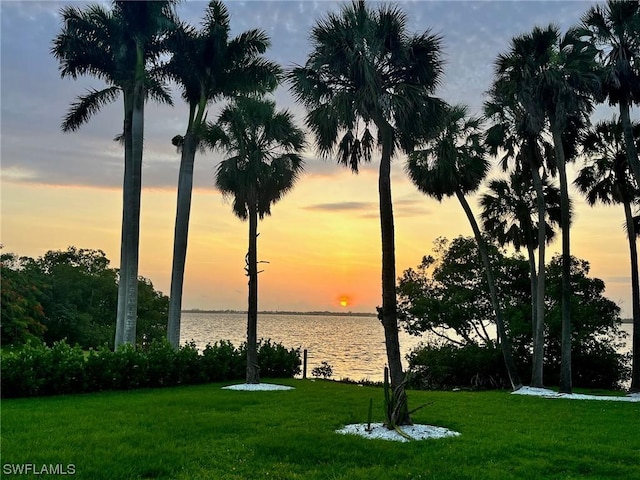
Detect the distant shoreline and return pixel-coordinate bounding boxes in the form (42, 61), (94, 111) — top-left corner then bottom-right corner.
(182, 309), (377, 318)
(183, 311), (633, 322)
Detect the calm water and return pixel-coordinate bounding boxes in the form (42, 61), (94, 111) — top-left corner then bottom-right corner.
(181, 312), (634, 382)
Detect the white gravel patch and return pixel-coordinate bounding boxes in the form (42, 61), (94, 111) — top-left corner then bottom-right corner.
(222, 383), (294, 391)
(512, 386), (640, 402)
(336, 423), (460, 442)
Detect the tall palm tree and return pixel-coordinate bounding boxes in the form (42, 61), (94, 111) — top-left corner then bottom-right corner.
(581, 1), (640, 189)
(484, 83), (558, 388)
(407, 104), (523, 391)
(165, 1), (281, 349)
(288, 0), (444, 426)
(574, 118), (640, 392)
(208, 96), (305, 384)
(52, 1), (178, 348)
(480, 172), (562, 384)
(495, 25), (599, 393)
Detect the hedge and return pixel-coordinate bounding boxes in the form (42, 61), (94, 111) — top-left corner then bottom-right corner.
(1, 339), (301, 398)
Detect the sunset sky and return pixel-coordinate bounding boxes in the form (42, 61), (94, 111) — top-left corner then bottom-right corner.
(1, 1), (637, 317)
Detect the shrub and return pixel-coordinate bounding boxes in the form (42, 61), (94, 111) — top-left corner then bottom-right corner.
(1, 338), (301, 398)
(407, 342), (510, 390)
(201, 341), (243, 381)
(255, 339), (301, 378)
(311, 361), (333, 379)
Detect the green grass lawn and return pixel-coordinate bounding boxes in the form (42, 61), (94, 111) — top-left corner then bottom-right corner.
(2, 380), (638, 480)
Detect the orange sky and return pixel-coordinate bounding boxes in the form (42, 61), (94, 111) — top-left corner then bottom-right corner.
(1, 157), (633, 317)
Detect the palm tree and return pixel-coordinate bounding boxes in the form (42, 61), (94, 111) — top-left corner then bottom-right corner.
(208, 96), (305, 384)
(165, 1), (281, 349)
(484, 86), (559, 388)
(288, 0), (444, 426)
(581, 1), (640, 189)
(574, 118), (640, 392)
(407, 103), (523, 391)
(480, 171), (562, 384)
(495, 25), (599, 393)
(52, 1), (178, 348)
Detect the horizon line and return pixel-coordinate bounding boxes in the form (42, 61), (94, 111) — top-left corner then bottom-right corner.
(182, 309), (378, 317)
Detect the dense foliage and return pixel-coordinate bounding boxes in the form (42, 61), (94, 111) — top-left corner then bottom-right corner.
(1, 247), (168, 349)
(399, 237), (630, 390)
(1, 339), (301, 398)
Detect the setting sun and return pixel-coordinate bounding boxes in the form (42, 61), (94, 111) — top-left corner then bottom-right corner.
(339, 295), (350, 308)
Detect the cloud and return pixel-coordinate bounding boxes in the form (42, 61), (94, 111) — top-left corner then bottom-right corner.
(303, 201), (376, 213)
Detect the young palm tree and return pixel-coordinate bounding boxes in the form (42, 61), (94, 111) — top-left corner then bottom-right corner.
(51, 1), (178, 348)
(495, 25), (599, 393)
(208, 96), (305, 384)
(480, 172), (562, 384)
(288, 0), (444, 426)
(407, 104), (523, 391)
(165, 1), (281, 349)
(574, 118), (640, 392)
(581, 1), (640, 188)
(484, 83), (558, 388)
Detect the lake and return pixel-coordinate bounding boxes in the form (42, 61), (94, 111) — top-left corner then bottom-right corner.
(181, 312), (634, 382)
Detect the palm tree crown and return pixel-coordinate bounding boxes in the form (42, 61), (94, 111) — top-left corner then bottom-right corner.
(288, 0), (444, 168)
(406, 104), (487, 199)
(52, 1), (176, 132)
(481, 172), (562, 253)
(210, 96), (305, 218)
(580, 0), (640, 107)
(575, 118), (640, 206)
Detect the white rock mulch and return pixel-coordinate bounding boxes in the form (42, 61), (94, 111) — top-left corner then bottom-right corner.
(222, 383), (295, 391)
(512, 386), (640, 402)
(336, 423), (461, 442)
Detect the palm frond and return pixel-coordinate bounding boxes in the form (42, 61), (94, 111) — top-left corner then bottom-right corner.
(62, 86), (121, 132)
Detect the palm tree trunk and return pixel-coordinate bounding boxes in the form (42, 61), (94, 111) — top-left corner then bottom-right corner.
(623, 199), (640, 392)
(246, 200), (260, 384)
(551, 123), (572, 394)
(526, 245), (538, 341)
(115, 91), (134, 349)
(455, 189), (523, 390)
(167, 132), (198, 349)
(377, 123), (409, 426)
(530, 163), (547, 387)
(620, 99), (640, 190)
(115, 77), (143, 348)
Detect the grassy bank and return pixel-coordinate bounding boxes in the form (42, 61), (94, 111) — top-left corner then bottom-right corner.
(2, 380), (638, 479)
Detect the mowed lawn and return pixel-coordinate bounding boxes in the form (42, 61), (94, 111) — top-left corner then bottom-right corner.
(2, 380), (638, 480)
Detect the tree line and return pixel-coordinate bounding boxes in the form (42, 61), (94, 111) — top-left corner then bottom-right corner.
(1, 247), (167, 348)
(39, 0), (640, 427)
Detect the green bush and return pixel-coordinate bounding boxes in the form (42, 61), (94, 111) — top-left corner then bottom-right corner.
(255, 338), (301, 378)
(407, 339), (631, 391)
(201, 340), (244, 381)
(1, 339), (300, 398)
(407, 343), (510, 390)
